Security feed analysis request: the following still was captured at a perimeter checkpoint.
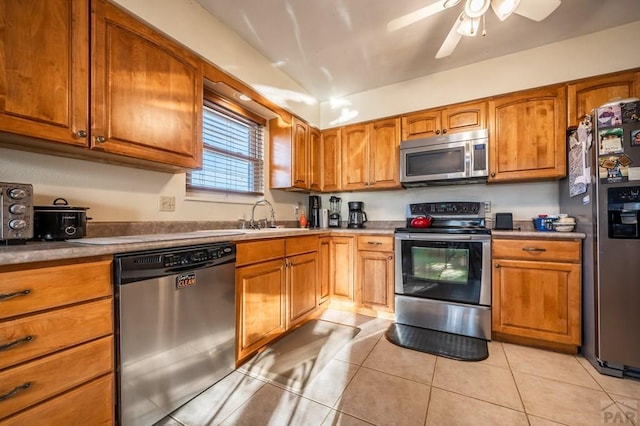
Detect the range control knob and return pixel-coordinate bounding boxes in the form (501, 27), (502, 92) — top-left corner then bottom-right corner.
(9, 219), (27, 230)
(9, 204), (27, 215)
(8, 188), (27, 200)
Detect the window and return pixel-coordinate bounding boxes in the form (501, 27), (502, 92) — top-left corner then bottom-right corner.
(187, 93), (265, 195)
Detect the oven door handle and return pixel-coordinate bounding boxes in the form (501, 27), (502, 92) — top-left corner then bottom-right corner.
(394, 233), (490, 242)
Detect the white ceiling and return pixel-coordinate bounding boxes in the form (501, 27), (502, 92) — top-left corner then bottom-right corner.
(195, 0), (640, 102)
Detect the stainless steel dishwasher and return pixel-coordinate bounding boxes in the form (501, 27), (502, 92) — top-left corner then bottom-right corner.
(114, 242), (236, 426)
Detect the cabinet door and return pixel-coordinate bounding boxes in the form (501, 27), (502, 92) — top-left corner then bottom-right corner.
(236, 259), (286, 363)
(308, 127), (322, 191)
(341, 124), (369, 190)
(0, 0), (89, 146)
(441, 101), (487, 134)
(318, 237), (331, 304)
(287, 252), (318, 327)
(291, 117), (310, 189)
(91, 0), (202, 169)
(488, 86), (566, 182)
(320, 128), (342, 192)
(401, 109), (441, 140)
(330, 237), (355, 302)
(370, 118), (401, 189)
(357, 251), (394, 312)
(492, 259), (581, 345)
(567, 71), (640, 127)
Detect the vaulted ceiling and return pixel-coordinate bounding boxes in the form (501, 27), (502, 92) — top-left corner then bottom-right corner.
(194, 0), (640, 102)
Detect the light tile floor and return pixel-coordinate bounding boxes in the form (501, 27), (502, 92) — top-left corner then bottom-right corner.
(159, 309), (640, 426)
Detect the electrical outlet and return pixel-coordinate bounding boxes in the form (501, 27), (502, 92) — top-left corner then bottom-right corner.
(484, 201), (491, 213)
(159, 196), (175, 212)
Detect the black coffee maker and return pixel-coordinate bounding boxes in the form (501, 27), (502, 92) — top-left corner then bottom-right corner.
(347, 201), (367, 228)
(309, 195), (321, 228)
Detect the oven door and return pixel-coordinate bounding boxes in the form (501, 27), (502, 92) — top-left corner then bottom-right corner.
(394, 232), (491, 306)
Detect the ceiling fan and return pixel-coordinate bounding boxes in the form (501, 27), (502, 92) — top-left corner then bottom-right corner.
(388, 0), (561, 59)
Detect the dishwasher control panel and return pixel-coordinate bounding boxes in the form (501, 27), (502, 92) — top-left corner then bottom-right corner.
(164, 246), (234, 267)
(115, 242), (236, 285)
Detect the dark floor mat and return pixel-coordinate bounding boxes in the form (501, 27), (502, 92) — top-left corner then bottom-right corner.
(385, 323), (488, 361)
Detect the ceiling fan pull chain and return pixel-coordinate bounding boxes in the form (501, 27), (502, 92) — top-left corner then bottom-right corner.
(482, 13), (487, 36)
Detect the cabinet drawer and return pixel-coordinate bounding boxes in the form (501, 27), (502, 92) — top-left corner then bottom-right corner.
(357, 235), (393, 252)
(236, 239), (285, 266)
(492, 239), (581, 263)
(0, 336), (113, 419)
(286, 236), (318, 256)
(0, 299), (112, 370)
(0, 374), (114, 426)
(0, 259), (112, 320)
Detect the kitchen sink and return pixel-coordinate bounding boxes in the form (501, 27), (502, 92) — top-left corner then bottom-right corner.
(200, 228), (310, 233)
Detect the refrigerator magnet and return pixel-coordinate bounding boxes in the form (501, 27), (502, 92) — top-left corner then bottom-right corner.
(631, 129), (640, 147)
(599, 127), (624, 155)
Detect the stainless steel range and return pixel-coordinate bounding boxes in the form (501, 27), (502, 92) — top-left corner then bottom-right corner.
(394, 201), (491, 340)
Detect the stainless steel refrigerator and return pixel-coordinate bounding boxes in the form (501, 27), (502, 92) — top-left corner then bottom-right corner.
(560, 98), (640, 378)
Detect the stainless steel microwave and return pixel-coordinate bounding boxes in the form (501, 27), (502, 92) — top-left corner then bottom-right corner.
(400, 129), (489, 186)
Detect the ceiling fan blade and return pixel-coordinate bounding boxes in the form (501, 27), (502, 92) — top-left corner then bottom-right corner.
(435, 14), (463, 58)
(387, 0), (448, 32)
(514, 0), (561, 22)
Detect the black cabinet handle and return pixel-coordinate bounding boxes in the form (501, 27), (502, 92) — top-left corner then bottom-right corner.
(0, 382), (32, 402)
(0, 335), (34, 352)
(522, 247), (546, 252)
(0, 289), (31, 301)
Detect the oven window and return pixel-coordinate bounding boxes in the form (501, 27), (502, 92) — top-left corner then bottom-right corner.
(400, 239), (484, 305)
(411, 246), (469, 284)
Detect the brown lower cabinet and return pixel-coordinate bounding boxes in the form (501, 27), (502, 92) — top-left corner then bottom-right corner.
(235, 236), (319, 365)
(356, 235), (395, 313)
(491, 237), (582, 352)
(0, 257), (114, 424)
(325, 234), (395, 317)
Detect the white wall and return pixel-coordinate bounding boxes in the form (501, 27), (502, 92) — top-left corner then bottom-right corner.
(320, 21), (640, 127)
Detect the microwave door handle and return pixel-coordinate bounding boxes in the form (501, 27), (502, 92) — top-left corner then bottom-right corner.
(465, 144), (472, 177)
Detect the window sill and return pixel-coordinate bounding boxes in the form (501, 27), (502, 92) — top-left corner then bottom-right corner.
(185, 190), (261, 205)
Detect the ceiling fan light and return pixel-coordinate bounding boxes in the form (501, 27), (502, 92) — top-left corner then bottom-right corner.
(464, 0), (491, 18)
(491, 0), (520, 21)
(443, 0), (462, 8)
(456, 14), (480, 36)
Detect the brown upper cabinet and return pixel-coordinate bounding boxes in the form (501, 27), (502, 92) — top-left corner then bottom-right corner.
(270, 116), (318, 190)
(341, 117), (401, 191)
(318, 128), (342, 192)
(91, 0), (203, 169)
(566, 70), (640, 128)
(401, 101), (487, 140)
(0, 0), (203, 171)
(0, 0), (89, 148)
(308, 127), (322, 192)
(488, 85), (567, 183)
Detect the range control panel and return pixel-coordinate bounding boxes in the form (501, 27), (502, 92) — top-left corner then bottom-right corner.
(408, 201), (484, 218)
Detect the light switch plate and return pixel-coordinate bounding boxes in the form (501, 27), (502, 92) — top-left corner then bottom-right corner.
(159, 196), (175, 212)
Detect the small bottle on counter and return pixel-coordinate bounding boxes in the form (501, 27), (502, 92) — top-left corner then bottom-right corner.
(299, 212), (308, 228)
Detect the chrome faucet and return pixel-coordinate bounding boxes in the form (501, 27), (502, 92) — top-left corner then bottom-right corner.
(250, 199), (276, 229)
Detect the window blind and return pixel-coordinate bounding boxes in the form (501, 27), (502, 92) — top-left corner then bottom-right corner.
(187, 102), (264, 194)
